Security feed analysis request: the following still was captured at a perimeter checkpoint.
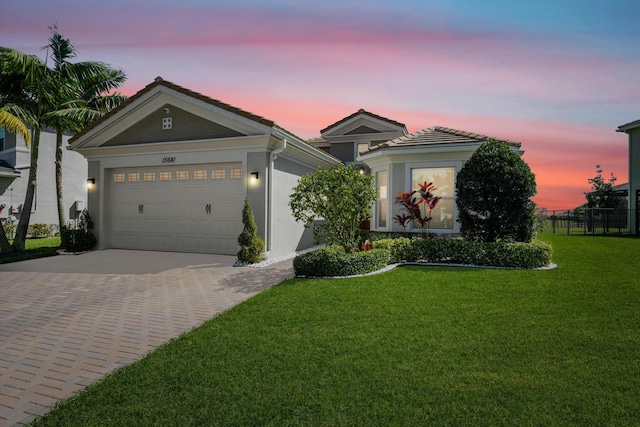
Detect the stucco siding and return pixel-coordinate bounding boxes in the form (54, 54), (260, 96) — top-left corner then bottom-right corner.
(0, 131), (87, 227)
(629, 128), (640, 234)
(268, 157), (316, 259)
(103, 104), (244, 146)
(329, 142), (356, 163)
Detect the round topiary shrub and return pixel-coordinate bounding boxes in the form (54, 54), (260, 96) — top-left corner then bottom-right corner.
(456, 139), (537, 242)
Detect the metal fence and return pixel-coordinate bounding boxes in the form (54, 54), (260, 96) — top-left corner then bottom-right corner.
(539, 208), (638, 236)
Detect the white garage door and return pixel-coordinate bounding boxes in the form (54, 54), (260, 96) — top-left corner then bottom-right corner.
(109, 163), (245, 254)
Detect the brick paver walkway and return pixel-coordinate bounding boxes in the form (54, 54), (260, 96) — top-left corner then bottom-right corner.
(0, 256), (293, 426)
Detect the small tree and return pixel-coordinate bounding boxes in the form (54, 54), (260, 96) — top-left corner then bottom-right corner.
(394, 181), (441, 236)
(456, 139), (537, 242)
(237, 197), (265, 264)
(289, 163), (376, 253)
(584, 165), (625, 209)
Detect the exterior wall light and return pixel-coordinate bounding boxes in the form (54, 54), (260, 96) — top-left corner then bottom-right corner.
(87, 178), (95, 189)
(250, 172), (259, 184)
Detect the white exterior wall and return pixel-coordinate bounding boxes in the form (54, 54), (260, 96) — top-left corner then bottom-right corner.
(0, 130), (87, 227)
(267, 156), (317, 260)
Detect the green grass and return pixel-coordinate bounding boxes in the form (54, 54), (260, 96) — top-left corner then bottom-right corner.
(32, 234), (640, 426)
(0, 236), (60, 264)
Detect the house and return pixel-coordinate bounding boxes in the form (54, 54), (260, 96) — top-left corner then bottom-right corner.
(310, 112), (523, 234)
(0, 128), (88, 230)
(616, 118), (640, 235)
(69, 78), (528, 258)
(68, 77), (340, 260)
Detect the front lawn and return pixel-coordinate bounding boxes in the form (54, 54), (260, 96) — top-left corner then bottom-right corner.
(32, 234), (640, 426)
(0, 236), (60, 264)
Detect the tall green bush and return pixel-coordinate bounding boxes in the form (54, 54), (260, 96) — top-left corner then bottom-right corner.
(237, 197), (265, 264)
(456, 139), (537, 242)
(289, 164), (376, 253)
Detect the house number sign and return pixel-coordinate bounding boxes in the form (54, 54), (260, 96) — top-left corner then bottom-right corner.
(162, 157), (176, 163)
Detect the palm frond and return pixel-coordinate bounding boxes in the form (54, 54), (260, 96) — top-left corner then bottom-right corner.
(0, 108), (32, 146)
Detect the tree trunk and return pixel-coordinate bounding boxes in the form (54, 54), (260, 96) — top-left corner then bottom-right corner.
(55, 128), (66, 230)
(12, 129), (40, 252)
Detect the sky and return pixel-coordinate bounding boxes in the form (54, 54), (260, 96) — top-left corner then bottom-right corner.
(1, 0), (639, 210)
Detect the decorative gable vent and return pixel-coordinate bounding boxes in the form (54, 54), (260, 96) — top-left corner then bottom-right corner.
(162, 117), (172, 129)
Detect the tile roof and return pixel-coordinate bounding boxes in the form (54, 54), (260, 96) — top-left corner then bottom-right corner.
(365, 126), (521, 153)
(70, 77), (276, 143)
(617, 118), (640, 132)
(320, 108), (406, 135)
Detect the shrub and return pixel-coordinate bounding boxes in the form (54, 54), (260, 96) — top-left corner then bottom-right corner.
(372, 237), (551, 269)
(456, 139), (537, 242)
(27, 223), (52, 238)
(290, 164), (376, 253)
(293, 246), (390, 277)
(61, 209), (96, 252)
(237, 197), (265, 264)
(2, 222), (16, 240)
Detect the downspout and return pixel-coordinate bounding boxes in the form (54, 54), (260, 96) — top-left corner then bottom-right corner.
(267, 137), (287, 252)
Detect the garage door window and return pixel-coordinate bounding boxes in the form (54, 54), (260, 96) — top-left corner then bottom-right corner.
(212, 169), (225, 179)
(128, 172), (140, 182)
(144, 172), (156, 181)
(194, 170), (207, 180)
(176, 170), (189, 180)
(114, 173), (125, 183)
(230, 168), (242, 179)
(160, 171), (172, 181)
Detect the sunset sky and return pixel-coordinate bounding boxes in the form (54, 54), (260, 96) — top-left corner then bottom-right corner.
(2, 0), (639, 210)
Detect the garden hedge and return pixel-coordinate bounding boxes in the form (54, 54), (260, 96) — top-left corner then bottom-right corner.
(293, 246), (390, 277)
(373, 237), (552, 269)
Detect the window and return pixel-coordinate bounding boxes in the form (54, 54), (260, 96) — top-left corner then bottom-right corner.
(176, 170), (189, 180)
(194, 170), (207, 180)
(144, 172), (156, 181)
(229, 168), (242, 179)
(128, 172), (140, 182)
(211, 169), (226, 180)
(376, 171), (388, 228)
(159, 171), (172, 181)
(0, 129), (4, 151)
(410, 167), (455, 230)
(113, 173), (125, 183)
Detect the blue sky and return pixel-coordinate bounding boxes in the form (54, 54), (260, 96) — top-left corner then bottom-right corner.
(1, 0), (639, 208)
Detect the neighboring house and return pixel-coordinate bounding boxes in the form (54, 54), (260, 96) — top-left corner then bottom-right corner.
(68, 77), (340, 260)
(616, 118), (640, 235)
(0, 128), (88, 229)
(310, 113), (523, 235)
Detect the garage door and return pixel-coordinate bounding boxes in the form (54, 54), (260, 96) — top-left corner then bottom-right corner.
(109, 163), (245, 254)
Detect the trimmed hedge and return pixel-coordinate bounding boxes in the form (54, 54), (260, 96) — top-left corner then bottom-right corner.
(373, 237), (552, 269)
(293, 246), (390, 277)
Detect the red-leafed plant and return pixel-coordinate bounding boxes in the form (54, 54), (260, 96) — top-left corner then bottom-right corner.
(394, 181), (441, 236)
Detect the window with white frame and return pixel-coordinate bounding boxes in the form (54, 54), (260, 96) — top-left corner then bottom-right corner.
(376, 170), (388, 228)
(410, 167), (455, 230)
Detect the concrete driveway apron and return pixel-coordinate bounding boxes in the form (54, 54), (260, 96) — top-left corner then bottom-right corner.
(0, 250), (294, 426)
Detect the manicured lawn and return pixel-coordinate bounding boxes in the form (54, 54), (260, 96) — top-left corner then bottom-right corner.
(32, 234), (639, 426)
(0, 237), (60, 264)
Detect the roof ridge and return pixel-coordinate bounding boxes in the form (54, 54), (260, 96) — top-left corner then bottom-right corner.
(320, 108), (406, 135)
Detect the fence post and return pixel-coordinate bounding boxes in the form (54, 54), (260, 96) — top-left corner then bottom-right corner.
(567, 210), (570, 235)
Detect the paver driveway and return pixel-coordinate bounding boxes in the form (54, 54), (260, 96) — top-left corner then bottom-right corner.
(0, 250), (294, 426)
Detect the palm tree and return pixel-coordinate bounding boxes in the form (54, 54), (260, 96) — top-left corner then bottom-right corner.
(0, 27), (126, 252)
(44, 27), (126, 231)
